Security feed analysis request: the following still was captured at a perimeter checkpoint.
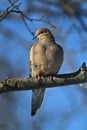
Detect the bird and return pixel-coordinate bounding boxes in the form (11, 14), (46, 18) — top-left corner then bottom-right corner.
(29, 28), (64, 116)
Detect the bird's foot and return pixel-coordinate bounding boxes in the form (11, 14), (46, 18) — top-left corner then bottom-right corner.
(47, 74), (55, 81)
(36, 73), (44, 80)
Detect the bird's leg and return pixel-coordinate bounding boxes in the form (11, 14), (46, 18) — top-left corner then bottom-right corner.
(47, 74), (55, 80)
(36, 73), (44, 80)
(36, 73), (55, 80)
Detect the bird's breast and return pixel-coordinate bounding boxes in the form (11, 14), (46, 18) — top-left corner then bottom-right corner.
(29, 43), (63, 77)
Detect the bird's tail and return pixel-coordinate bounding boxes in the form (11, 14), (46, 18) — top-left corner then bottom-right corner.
(31, 88), (45, 116)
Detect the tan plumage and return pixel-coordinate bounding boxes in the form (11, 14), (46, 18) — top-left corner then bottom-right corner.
(29, 28), (64, 116)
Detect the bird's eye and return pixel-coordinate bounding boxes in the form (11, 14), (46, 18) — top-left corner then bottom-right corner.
(40, 31), (43, 34)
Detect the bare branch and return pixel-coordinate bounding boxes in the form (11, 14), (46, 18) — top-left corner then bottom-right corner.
(0, 1), (56, 36)
(31, 17), (56, 29)
(0, 62), (87, 94)
(21, 15), (34, 36)
(0, 1), (21, 22)
(0, 3), (21, 22)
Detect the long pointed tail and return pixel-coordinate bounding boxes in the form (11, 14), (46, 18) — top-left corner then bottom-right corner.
(31, 88), (45, 116)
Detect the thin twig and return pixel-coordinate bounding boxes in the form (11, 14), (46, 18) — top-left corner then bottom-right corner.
(0, 2), (21, 22)
(31, 17), (56, 29)
(21, 15), (34, 36)
(0, 1), (56, 36)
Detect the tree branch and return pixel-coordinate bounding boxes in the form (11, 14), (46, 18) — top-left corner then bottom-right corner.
(0, 62), (87, 94)
(0, 1), (56, 36)
(0, 0), (21, 22)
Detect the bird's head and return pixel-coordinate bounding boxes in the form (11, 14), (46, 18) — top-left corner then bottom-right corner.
(33, 28), (54, 41)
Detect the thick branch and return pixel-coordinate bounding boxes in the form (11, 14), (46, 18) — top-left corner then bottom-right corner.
(0, 62), (87, 93)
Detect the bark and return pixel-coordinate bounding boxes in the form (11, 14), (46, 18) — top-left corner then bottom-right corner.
(0, 62), (87, 93)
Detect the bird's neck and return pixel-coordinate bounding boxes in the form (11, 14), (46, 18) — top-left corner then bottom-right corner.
(38, 35), (55, 43)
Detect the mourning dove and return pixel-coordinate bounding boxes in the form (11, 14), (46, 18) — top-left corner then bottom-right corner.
(29, 28), (64, 116)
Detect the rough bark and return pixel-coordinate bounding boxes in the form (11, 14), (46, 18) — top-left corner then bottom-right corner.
(0, 62), (86, 93)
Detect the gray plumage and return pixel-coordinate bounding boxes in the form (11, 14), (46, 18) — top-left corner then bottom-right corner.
(29, 28), (64, 116)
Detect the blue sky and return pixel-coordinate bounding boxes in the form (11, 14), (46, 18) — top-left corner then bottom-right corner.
(0, 0), (87, 130)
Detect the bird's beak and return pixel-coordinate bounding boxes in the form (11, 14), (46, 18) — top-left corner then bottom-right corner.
(33, 35), (37, 40)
